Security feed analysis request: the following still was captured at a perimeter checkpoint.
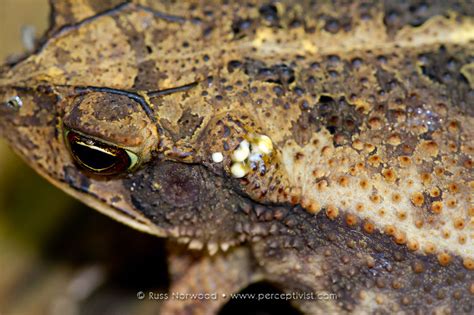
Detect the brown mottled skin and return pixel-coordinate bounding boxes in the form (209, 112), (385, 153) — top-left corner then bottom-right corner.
(0, 1), (473, 314)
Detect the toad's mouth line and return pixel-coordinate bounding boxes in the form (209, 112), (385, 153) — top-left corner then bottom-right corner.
(43, 157), (160, 232)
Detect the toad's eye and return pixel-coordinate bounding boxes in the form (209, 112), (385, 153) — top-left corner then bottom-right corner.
(65, 130), (139, 175)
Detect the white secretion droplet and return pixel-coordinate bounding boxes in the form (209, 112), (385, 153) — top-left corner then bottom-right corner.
(212, 152), (224, 163)
(254, 135), (273, 155)
(231, 140), (250, 162)
(231, 162), (248, 178)
(248, 152), (263, 163)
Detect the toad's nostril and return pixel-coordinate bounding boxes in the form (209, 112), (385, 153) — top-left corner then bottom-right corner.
(5, 95), (23, 110)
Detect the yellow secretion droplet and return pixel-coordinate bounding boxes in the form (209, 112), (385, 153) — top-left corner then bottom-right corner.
(254, 135), (273, 155)
(229, 135), (274, 179)
(231, 162), (248, 178)
(232, 140), (250, 162)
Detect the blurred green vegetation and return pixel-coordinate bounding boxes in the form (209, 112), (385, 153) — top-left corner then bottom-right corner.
(0, 147), (74, 248)
(0, 0), (75, 250)
(0, 0), (49, 59)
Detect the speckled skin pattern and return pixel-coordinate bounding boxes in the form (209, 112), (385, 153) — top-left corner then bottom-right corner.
(0, 1), (473, 314)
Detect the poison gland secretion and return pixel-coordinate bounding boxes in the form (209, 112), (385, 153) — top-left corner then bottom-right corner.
(210, 133), (274, 179)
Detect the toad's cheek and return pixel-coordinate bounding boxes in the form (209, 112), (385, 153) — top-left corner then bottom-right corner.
(125, 162), (202, 212)
(119, 159), (251, 248)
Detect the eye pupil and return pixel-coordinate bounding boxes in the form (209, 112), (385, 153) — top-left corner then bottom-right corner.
(69, 140), (127, 171)
(66, 131), (132, 175)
